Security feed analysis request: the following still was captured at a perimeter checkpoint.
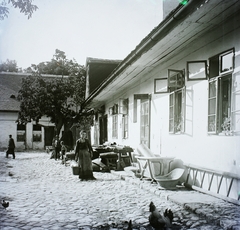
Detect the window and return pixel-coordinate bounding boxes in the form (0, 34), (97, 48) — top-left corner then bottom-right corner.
(154, 78), (168, 93)
(122, 115), (128, 139)
(208, 49), (234, 135)
(232, 72), (240, 134)
(112, 115), (118, 139)
(140, 99), (150, 146)
(120, 99), (128, 139)
(33, 124), (42, 142)
(169, 88), (185, 133)
(17, 124), (26, 142)
(168, 69), (185, 134)
(168, 69), (185, 91)
(187, 61), (207, 80)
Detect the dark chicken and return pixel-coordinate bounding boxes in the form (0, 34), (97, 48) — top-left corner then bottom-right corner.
(127, 219), (132, 230)
(2, 200), (9, 209)
(149, 201), (173, 229)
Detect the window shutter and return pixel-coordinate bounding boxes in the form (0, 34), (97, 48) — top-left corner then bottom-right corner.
(122, 116), (124, 138)
(169, 92), (175, 133)
(208, 78), (218, 133)
(232, 72), (240, 133)
(181, 87), (186, 133)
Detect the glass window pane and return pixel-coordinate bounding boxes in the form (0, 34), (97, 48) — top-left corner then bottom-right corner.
(209, 55), (219, 79)
(221, 51), (233, 73)
(208, 98), (216, 115)
(168, 69), (185, 91)
(170, 94), (174, 105)
(169, 107), (174, 119)
(154, 78), (168, 93)
(169, 120), (174, 132)
(208, 115), (216, 132)
(209, 81), (217, 98)
(187, 61), (207, 80)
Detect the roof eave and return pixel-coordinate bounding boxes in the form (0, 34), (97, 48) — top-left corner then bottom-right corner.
(83, 0), (206, 107)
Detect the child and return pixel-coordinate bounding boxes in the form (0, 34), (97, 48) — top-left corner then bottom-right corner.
(60, 141), (67, 164)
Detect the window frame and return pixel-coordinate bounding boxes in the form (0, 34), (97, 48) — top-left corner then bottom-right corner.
(187, 60), (208, 81)
(169, 87), (186, 134)
(168, 69), (186, 134)
(220, 50), (234, 74)
(232, 72), (240, 134)
(33, 124), (42, 142)
(154, 78), (168, 93)
(208, 49), (235, 135)
(168, 69), (185, 92)
(17, 124), (26, 142)
(122, 114), (128, 139)
(112, 114), (118, 139)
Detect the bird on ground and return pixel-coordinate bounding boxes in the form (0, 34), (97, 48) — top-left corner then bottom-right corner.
(127, 219), (132, 230)
(1, 200), (9, 209)
(149, 201), (173, 229)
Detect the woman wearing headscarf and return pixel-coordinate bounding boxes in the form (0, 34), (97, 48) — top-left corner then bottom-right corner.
(75, 130), (96, 181)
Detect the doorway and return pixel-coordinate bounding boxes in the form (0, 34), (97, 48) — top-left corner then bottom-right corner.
(99, 115), (108, 144)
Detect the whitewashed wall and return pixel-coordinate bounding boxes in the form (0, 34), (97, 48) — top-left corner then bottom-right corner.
(0, 112), (56, 150)
(92, 18), (240, 177)
(0, 112), (18, 150)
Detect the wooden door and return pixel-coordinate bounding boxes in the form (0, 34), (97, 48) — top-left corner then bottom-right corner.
(99, 115), (108, 144)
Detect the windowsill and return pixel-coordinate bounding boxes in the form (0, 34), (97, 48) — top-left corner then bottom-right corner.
(218, 132), (233, 136)
(169, 132), (182, 135)
(208, 132), (233, 136)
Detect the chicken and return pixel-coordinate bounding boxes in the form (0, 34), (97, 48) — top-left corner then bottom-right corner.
(127, 219), (132, 230)
(2, 200), (9, 209)
(149, 201), (173, 229)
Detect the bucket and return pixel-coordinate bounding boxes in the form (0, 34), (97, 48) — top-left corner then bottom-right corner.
(72, 166), (79, 175)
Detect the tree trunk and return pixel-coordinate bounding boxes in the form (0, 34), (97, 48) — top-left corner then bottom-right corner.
(55, 116), (64, 136)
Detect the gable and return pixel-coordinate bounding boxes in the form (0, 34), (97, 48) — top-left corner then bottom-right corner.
(85, 58), (122, 97)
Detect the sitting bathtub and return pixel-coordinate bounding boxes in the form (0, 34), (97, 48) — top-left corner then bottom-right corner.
(154, 168), (185, 189)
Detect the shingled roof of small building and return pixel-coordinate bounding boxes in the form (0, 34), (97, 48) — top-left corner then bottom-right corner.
(0, 72), (66, 112)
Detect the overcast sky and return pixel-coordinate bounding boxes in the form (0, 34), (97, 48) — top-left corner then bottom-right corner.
(0, 0), (163, 69)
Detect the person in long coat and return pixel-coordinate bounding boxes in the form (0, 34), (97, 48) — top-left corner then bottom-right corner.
(75, 130), (96, 181)
(6, 135), (15, 159)
(52, 135), (61, 160)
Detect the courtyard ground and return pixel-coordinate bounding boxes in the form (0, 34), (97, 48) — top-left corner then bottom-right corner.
(0, 151), (239, 230)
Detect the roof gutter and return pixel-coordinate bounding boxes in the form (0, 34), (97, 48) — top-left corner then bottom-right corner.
(83, 0), (207, 107)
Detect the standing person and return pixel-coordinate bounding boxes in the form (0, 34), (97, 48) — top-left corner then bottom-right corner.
(75, 130), (96, 181)
(6, 135), (15, 159)
(60, 141), (67, 164)
(52, 135), (61, 160)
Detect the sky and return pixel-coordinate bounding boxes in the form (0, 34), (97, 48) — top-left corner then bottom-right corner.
(0, 0), (163, 69)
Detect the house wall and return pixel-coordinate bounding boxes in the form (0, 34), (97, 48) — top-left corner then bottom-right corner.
(93, 15), (240, 178)
(0, 111), (19, 150)
(0, 112), (57, 150)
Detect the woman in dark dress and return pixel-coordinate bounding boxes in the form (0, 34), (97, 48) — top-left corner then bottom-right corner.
(75, 130), (96, 181)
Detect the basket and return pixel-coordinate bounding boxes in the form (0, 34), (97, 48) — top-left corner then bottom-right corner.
(72, 166), (79, 175)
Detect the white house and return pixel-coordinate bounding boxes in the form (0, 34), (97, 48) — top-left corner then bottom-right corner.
(84, 0), (240, 202)
(0, 72), (65, 150)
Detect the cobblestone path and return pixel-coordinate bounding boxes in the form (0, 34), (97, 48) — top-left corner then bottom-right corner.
(0, 152), (237, 229)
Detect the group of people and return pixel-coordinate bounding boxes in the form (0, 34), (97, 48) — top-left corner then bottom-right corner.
(52, 135), (67, 163)
(53, 130), (96, 181)
(5, 130), (96, 181)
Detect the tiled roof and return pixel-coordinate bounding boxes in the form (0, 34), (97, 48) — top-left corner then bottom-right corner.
(0, 84), (20, 111)
(0, 72), (65, 112)
(0, 73), (26, 111)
